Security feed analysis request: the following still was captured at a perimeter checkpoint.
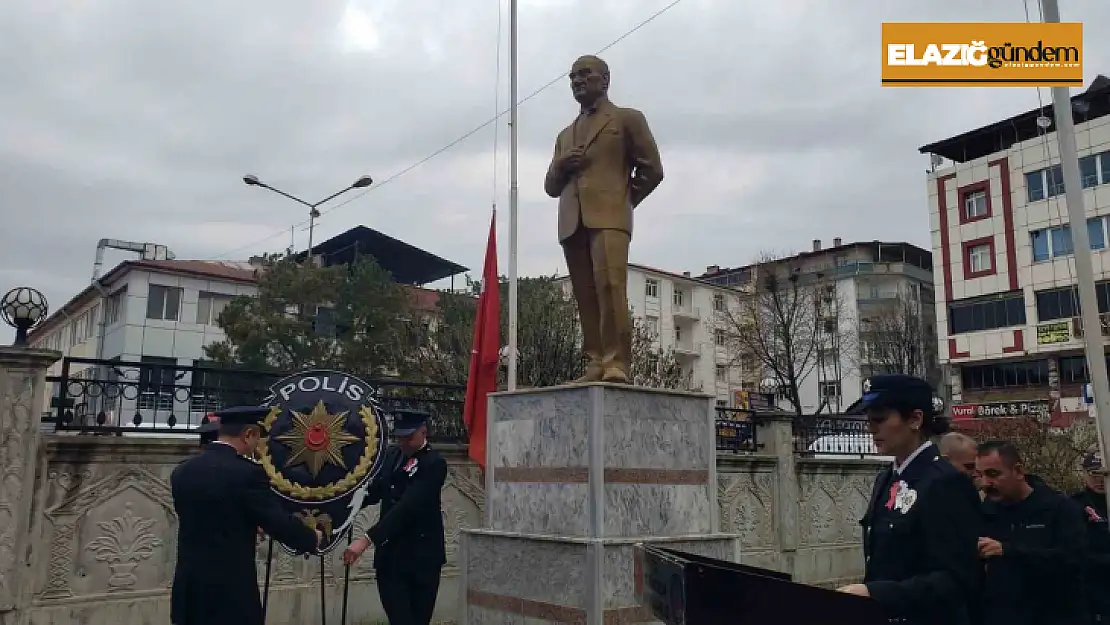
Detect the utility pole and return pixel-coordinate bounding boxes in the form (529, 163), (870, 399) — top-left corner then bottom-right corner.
(1041, 0), (1110, 510)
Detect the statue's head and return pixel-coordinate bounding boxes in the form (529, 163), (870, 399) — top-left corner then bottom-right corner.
(569, 55), (609, 105)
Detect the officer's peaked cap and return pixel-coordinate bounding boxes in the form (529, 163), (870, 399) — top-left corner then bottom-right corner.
(391, 408), (430, 437)
(844, 374), (935, 416)
(212, 405), (271, 427)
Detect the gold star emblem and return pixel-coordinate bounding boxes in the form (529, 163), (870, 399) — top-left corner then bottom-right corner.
(274, 400), (360, 478)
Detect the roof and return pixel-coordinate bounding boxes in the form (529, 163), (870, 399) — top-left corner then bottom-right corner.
(919, 75), (1110, 163)
(701, 241), (933, 279)
(297, 225), (467, 285)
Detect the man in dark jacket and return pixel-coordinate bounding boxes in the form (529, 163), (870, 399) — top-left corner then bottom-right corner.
(171, 406), (322, 625)
(1073, 449), (1110, 623)
(343, 409), (448, 625)
(976, 440), (1087, 625)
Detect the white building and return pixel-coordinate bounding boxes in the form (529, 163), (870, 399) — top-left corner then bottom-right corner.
(701, 240), (937, 415)
(557, 264), (755, 405)
(920, 75), (1110, 426)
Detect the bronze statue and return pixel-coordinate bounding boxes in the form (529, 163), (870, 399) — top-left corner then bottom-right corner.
(544, 55), (664, 384)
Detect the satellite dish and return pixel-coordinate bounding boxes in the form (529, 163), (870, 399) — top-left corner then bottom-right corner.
(1036, 116), (1053, 129)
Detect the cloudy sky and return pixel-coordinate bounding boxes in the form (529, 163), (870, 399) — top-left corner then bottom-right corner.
(2, 0), (1109, 343)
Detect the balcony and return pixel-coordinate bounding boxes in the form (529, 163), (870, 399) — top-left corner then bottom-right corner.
(673, 340), (700, 358)
(672, 305), (701, 321)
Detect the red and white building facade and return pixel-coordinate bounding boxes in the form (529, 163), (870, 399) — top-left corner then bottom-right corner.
(923, 76), (1110, 426)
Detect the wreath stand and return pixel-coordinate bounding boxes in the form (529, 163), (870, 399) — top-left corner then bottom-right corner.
(260, 532), (355, 625)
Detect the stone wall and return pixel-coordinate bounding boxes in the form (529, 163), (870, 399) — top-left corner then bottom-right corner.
(0, 349), (884, 625)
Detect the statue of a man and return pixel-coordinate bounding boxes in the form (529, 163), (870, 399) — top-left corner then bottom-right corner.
(544, 55), (664, 384)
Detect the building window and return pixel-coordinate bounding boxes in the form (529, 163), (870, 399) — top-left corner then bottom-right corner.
(819, 348), (839, 367)
(960, 184), (990, 223)
(819, 380), (841, 398)
(190, 361), (225, 413)
(1081, 155), (1100, 188)
(645, 316), (659, 336)
(1035, 282), (1110, 321)
(196, 291), (233, 326)
(645, 279), (659, 298)
(715, 329), (727, 346)
(1101, 153), (1110, 185)
(961, 359), (1049, 390)
(138, 356), (177, 412)
(675, 326), (683, 343)
(822, 317), (837, 335)
(962, 238), (995, 279)
(947, 291), (1026, 335)
(715, 365), (728, 382)
(1026, 164), (1070, 202)
(1058, 355), (1110, 385)
(1030, 218), (1106, 262)
(146, 285), (182, 321)
(673, 289), (685, 308)
(1026, 171), (1046, 202)
(713, 293), (725, 312)
(85, 305), (99, 338)
(105, 288), (126, 325)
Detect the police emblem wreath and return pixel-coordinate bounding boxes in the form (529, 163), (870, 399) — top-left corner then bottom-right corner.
(257, 370), (389, 554)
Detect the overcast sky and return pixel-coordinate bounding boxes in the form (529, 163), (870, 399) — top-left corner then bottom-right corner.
(3, 0), (1109, 344)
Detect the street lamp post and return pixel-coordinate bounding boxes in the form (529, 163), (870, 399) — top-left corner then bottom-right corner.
(242, 174), (373, 262)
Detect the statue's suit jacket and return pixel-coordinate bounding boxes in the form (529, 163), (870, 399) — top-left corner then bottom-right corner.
(544, 99), (663, 243)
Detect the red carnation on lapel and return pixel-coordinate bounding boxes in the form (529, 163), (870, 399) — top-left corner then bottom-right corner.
(885, 483), (900, 510)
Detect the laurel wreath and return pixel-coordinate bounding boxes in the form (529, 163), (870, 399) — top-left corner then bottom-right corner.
(258, 404), (381, 501)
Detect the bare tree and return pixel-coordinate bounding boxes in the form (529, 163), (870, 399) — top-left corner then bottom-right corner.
(857, 291), (939, 386)
(715, 253), (851, 416)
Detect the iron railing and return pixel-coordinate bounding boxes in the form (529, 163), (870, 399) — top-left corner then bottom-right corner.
(45, 357), (466, 443)
(715, 407), (760, 453)
(792, 415), (877, 456)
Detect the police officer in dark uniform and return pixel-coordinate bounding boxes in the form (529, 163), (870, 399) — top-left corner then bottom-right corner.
(1073, 450), (1110, 623)
(197, 416), (219, 447)
(343, 409), (448, 625)
(170, 406), (322, 625)
(836, 374), (982, 625)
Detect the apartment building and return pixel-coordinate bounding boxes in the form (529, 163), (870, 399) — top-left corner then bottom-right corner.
(701, 240), (937, 414)
(920, 76), (1110, 425)
(556, 264), (754, 405)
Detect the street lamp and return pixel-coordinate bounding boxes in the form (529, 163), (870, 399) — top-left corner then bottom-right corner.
(1, 287), (49, 347)
(242, 174), (374, 262)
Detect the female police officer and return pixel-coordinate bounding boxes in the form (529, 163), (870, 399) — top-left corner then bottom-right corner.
(836, 374), (982, 625)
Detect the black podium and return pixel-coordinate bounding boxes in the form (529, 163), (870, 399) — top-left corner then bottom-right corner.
(635, 544), (888, 625)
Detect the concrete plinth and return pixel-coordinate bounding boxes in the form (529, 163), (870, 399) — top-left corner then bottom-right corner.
(460, 383), (740, 625)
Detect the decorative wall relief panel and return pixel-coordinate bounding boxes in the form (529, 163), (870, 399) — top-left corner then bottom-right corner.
(717, 471), (776, 550)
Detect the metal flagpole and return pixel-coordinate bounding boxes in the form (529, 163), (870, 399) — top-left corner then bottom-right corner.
(1041, 0), (1110, 514)
(506, 0), (520, 391)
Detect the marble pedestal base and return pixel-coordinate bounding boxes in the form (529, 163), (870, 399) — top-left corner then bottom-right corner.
(460, 531), (738, 625)
(462, 383), (740, 624)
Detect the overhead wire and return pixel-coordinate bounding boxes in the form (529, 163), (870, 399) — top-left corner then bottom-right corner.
(212, 0), (687, 260)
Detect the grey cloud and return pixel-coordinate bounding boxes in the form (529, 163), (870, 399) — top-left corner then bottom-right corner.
(4, 0), (1110, 346)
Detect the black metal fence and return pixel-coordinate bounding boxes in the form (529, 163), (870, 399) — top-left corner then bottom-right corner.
(45, 357), (466, 443)
(792, 415), (877, 456)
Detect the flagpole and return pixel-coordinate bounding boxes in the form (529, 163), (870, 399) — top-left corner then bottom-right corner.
(506, 0), (520, 391)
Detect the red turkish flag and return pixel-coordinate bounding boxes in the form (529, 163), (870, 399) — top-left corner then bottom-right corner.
(463, 213), (500, 470)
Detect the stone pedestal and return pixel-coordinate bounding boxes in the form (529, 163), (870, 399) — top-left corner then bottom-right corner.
(460, 383), (739, 624)
(0, 347), (61, 625)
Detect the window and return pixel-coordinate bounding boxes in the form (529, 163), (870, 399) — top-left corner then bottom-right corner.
(138, 356), (177, 412)
(948, 291), (1026, 335)
(645, 316), (659, 336)
(673, 289), (685, 308)
(105, 288), (126, 325)
(1058, 355), (1110, 385)
(964, 239), (994, 278)
(675, 326), (683, 343)
(1029, 218), (1106, 261)
(146, 285), (182, 321)
(1035, 282), (1110, 321)
(819, 380), (841, 398)
(190, 361), (224, 413)
(1101, 153), (1110, 185)
(645, 279), (659, 298)
(1081, 155), (1099, 188)
(819, 349), (840, 367)
(713, 293), (725, 312)
(961, 360), (1049, 390)
(715, 365), (728, 383)
(1048, 164), (1065, 196)
(715, 329), (727, 346)
(822, 317), (837, 334)
(85, 305), (99, 338)
(963, 189), (989, 221)
(196, 291), (232, 325)
(1026, 170), (1046, 202)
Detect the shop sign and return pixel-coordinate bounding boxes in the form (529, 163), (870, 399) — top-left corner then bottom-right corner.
(949, 400), (1050, 419)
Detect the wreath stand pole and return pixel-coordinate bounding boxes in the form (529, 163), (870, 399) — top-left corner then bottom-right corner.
(261, 537), (274, 623)
(340, 530), (354, 625)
